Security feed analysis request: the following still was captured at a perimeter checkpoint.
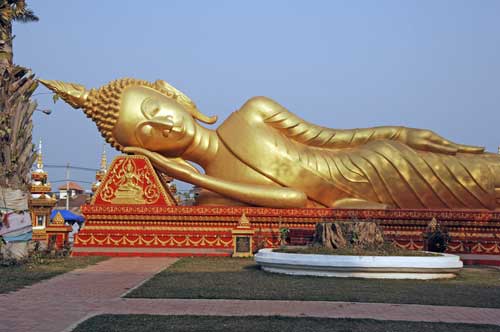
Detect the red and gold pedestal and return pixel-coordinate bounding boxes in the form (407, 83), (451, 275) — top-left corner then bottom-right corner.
(46, 211), (72, 250)
(73, 155), (500, 259)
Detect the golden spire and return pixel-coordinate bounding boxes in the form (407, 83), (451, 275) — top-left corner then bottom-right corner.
(36, 138), (44, 171)
(38, 79), (89, 109)
(100, 144), (107, 172)
(92, 144), (108, 193)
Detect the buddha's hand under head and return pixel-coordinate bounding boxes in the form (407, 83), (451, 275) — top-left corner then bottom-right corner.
(123, 146), (197, 180)
(398, 127), (484, 155)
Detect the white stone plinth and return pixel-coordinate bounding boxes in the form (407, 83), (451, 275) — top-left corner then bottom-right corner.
(254, 248), (463, 279)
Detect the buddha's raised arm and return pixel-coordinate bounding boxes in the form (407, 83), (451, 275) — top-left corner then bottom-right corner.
(240, 96), (484, 155)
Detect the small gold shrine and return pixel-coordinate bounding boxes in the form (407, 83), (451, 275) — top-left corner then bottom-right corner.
(231, 212), (255, 258)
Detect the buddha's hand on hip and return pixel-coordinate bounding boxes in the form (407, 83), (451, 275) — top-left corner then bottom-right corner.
(123, 146), (195, 180)
(398, 127), (484, 155)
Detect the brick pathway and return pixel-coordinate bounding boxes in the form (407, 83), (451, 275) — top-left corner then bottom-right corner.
(104, 298), (500, 326)
(1, 257), (499, 332)
(0, 257), (176, 332)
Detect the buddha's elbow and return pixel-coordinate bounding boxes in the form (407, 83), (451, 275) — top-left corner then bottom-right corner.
(279, 190), (308, 208)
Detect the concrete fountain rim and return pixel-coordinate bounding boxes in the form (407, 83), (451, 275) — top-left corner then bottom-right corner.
(254, 248), (463, 279)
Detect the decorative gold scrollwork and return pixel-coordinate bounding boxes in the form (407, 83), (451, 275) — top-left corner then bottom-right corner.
(99, 158), (160, 204)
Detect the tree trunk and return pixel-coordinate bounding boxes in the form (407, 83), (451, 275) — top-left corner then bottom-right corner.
(0, 66), (37, 189)
(0, 20), (13, 67)
(313, 220), (385, 250)
(0, 67), (36, 260)
(0, 0), (38, 260)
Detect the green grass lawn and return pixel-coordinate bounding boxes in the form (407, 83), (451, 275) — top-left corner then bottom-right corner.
(0, 256), (108, 294)
(126, 257), (500, 308)
(72, 315), (500, 332)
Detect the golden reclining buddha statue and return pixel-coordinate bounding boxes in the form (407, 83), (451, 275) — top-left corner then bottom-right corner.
(39, 78), (500, 210)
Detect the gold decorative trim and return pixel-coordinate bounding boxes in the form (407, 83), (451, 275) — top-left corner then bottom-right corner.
(83, 225), (234, 232)
(76, 234), (233, 247)
(82, 225), (282, 232)
(471, 242), (500, 254)
(393, 239), (424, 250)
(46, 227), (72, 232)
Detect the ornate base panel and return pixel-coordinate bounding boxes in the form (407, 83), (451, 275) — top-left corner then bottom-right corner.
(74, 205), (500, 257)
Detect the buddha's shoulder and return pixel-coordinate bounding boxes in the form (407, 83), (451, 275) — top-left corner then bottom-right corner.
(231, 96), (293, 125)
(240, 96), (283, 113)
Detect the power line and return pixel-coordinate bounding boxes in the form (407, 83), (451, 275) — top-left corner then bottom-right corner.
(44, 164), (98, 172)
(51, 179), (94, 184)
(41, 163), (98, 210)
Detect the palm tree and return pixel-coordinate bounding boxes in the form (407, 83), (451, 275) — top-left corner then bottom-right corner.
(0, 0), (38, 66)
(0, 0), (38, 259)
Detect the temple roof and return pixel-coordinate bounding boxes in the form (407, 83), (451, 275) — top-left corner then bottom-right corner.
(58, 181), (84, 191)
(55, 194), (90, 215)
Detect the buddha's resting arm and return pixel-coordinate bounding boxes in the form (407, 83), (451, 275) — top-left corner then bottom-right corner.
(243, 97), (484, 154)
(123, 147), (308, 208)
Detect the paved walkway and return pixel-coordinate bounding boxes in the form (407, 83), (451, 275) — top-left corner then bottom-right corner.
(0, 257), (176, 332)
(1, 257), (499, 332)
(105, 298), (500, 326)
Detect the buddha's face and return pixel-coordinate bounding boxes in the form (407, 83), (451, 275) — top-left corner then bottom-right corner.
(113, 86), (196, 156)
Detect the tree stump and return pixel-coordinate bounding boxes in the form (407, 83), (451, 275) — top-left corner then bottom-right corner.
(313, 220), (384, 250)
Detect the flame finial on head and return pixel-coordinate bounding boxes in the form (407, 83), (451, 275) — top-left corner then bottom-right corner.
(38, 79), (89, 109)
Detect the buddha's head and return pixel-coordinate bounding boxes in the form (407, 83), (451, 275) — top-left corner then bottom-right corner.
(38, 78), (217, 156)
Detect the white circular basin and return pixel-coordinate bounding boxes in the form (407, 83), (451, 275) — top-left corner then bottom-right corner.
(254, 248), (463, 279)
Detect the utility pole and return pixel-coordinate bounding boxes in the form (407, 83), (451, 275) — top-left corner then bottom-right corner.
(66, 162), (70, 210)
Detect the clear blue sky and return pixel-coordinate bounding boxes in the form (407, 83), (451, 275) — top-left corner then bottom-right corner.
(14, 0), (500, 191)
